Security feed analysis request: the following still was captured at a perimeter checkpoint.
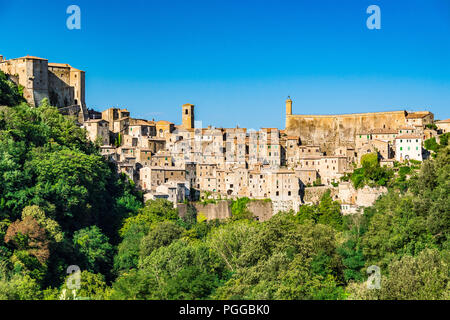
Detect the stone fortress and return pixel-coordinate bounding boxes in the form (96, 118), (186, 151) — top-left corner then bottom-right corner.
(0, 54), (87, 123)
(2, 53), (446, 219)
(285, 97), (433, 153)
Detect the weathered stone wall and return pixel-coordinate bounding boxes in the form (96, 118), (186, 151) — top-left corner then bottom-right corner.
(48, 66), (75, 108)
(338, 182), (387, 207)
(178, 199), (274, 221)
(178, 201), (232, 220)
(303, 186), (338, 204)
(355, 185), (387, 207)
(286, 111), (407, 153)
(247, 200), (273, 221)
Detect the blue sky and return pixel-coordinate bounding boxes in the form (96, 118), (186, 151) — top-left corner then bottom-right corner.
(1, 0), (449, 129)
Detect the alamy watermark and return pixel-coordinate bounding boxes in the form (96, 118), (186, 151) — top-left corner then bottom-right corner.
(366, 5), (381, 30)
(66, 5), (81, 30)
(59, 265), (89, 300)
(366, 265), (381, 289)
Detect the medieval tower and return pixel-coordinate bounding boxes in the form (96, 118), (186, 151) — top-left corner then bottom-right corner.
(182, 103), (195, 129)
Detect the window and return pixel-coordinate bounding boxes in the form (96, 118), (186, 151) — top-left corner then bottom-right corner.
(185, 109), (188, 115)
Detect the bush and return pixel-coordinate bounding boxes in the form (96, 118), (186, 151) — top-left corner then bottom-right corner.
(0, 71), (24, 106)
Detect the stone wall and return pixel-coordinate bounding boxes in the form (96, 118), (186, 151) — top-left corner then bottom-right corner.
(338, 182), (387, 207)
(178, 201), (232, 220)
(303, 186), (338, 204)
(246, 200), (273, 221)
(286, 111), (408, 153)
(355, 185), (387, 207)
(177, 199), (274, 221)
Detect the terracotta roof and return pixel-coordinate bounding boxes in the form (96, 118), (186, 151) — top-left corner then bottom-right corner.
(130, 118), (155, 126)
(156, 120), (173, 125)
(406, 113), (430, 119)
(48, 63), (70, 68)
(372, 139), (389, 144)
(436, 119), (450, 124)
(395, 134), (422, 139)
(17, 55), (48, 61)
(371, 128), (398, 134)
(321, 155), (347, 159)
(299, 145), (321, 148)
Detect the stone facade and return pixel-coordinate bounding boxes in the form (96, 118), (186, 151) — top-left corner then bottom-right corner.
(285, 99), (430, 154)
(79, 97), (435, 216)
(0, 54), (87, 122)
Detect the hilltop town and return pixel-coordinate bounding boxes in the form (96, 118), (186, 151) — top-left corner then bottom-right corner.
(2, 54), (449, 219)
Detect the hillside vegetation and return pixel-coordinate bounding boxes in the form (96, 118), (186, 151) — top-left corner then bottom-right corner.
(0, 74), (448, 299)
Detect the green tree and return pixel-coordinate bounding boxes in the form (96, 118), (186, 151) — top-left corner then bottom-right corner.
(347, 249), (449, 300)
(0, 274), (42, 300)
(296, 190), (343, 230)
(139, 221), (184, 258)
(73, 226), (114, 275)
(0, 71), (24, 106)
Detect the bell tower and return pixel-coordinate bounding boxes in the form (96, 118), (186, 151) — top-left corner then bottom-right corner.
(182, 103), (195, 129)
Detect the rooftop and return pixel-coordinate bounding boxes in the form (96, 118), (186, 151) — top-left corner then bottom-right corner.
(395, 134), (422, 139)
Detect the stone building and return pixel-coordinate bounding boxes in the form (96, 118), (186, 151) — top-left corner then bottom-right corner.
(139, 166), (186, 191)
(82, 119), (110, 145)
(436, 119), (450, 134)
(86, 98), (436, 217)
(285, 98), (433, 153)
(0, 54), (87, 122)
(266, 170), (301, 213)
(395, 134), (423, 162)
(405, 111), (434, 129)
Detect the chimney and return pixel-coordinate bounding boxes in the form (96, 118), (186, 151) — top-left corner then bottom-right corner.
(0, 55), (3, 62)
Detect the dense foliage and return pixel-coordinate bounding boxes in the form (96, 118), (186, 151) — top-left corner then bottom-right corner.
(0, 95), (141, 295)
(0, 80), (448, 300)
(424, 133), (450, 156)
(0, 71), (24, 107)
(342, 153), (394, 189)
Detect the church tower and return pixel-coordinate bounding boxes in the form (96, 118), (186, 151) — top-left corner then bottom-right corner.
(182, 103), (195, 129)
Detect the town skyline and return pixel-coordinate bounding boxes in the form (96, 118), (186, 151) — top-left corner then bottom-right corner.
(1, 0), (449, 128)
(0, 0), (448, 304)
